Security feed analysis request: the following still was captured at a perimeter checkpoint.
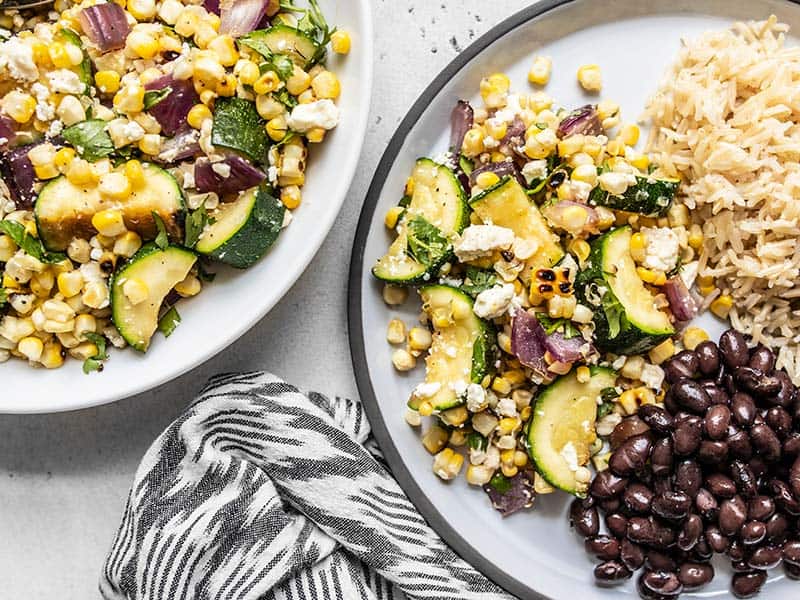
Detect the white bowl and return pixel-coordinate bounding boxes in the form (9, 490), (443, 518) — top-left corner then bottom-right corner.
(350, 0), (800, 597)
(4, 0), (373, 414)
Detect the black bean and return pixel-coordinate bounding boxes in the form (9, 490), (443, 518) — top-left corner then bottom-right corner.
(609, 434), (652, 477)
(773, 370), (796, 408)
(638, 570), (683, 597)
(569, 498), (599, 537)
(750, 424), (782, 462)
(645, 550), (677, 572)
(731, 460), (758, 498)
(748, 545), (782, 570)
(665, 351), (699, 383)
(729, 538), (747, 561)
(696, 341), (720, 375)
(585, 535), (620, 561)
(766, 513), (789, 544)
(663, 389), (681, 416)
(766, 407), (793, 438)
(786, 562), (800, 580)
(678, 562), (713, 590)
(692, 538), (713, 562)
(771, 479), (800, 516)
(783, 540), (800, 567)
(704, 405), (731, 440)
(705, 525), (730, 553)
(651, 437), (674, 477)
(677, 514), (703, 551)
(593, 560), (632, 586)
(697, 440), (729, 464)
(599, 497), (622, 513)
(672, 379), (711, 414)
(705, 473), (737, 499)
(748, 495), (776, 522)
(741, 521), (767, 546)
(720, 329), (749, 369)
(701, 381), (730, 406)
(653, 477), (673, 496)
(610, 416), (650, 450)
(735, 366), (782, 396)
(731, 559), (751, 573)
(791, 456), (800, 499)
(748, 456), (769, 482)
(627, 517), (676, 549)
(673, 421), (702, 456)
(784, 433), (800, 457)
(731, 570), (767, 598)
(728, 427), (754, 461)
(732, 392), (757, 428)
(696, 488), (719, 521)
(719, 495), (748, 536)
(749, 345), (776, 373)
(651, 491), (692, 521)
(624, 483), (654, 514)
(590, 470), (628, 499)
(605, 512), (628, 539)
(620, 538), (646, 570)
(639, 404), (675, 434)
(674, 460), (703, 497)
(721, 373), (737, 395)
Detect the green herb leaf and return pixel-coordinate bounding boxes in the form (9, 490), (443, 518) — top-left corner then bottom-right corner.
(260, 54), (294, 80)
(461, 267), (497, 298)
(152, 212), (169, 249)
(157, 306), (181, 338)
(273, 87), (298, 110)
(489, 472), (512, 494)
(144, 87), (172, 110)
(405, 216), (449, 268)
(184, 205), (210, 249)
(211, 97), (269, 162)
(0, 288), (7, 307)
(600, 387), (620, 404)
(597, 402), (614, 419)
(601, 290), (624, 339)
(62, 119), (114, 162)
(467, 432), (488, 451)
(535, 313), (581, 339)
(0, 221), (67, 264)
(82, 332), (109, 374)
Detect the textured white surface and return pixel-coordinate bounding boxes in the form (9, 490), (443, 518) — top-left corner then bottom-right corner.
(0, 1), (522, 597)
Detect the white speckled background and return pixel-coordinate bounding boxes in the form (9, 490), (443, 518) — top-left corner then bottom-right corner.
(0, 1), (523, 597)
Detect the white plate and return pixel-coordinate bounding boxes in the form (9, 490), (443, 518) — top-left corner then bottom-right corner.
(4, 0), (373, 414)
(350, 1), (800, 598)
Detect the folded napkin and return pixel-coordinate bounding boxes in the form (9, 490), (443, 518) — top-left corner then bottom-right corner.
(100, 372), (513, 600)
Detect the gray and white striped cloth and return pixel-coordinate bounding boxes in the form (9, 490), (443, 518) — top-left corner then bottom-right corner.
(100, 372), (513, 600)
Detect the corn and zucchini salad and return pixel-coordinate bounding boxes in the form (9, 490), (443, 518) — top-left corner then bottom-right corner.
(0, 0), (348, 370)
(374, 63), (724, 515)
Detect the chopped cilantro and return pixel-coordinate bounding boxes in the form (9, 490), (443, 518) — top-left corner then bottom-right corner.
(489, 472), (512, 494)
(143, 87), (172, 110)
(461, 267), (497, 298)
(467, 432), (488, 451)
(62, 119), (114, 162)
(405, 216), (449, 268)
(152, 212), (169, 249)
(535, 313), (581, 339)
(82, 332), (109, 374)
(0, 221), (66, 264)
(184, 205), (210, 249)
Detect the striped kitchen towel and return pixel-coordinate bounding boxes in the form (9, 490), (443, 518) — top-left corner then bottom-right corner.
(100, 372), (512, 600)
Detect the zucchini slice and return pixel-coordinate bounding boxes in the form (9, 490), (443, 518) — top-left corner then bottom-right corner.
(110, 244), (197, 352)
(196, 186), (285, 269)
(527, 367), (617, 496)
(35, 164), (184, 251)
(576, 226), (674, 354)
(410, 285), (495, 411)
(589, 176), (679, 217)
(373, 158), (469, 284)
(470, 177), (563, 280)
(241, 25), (319, 68)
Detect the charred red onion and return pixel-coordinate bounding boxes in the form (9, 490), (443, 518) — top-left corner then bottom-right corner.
(449, 100), (473, 156)
(0, 144), (38, 209)
(145, 75), (199, 137)
(220, 0), (270, 37)
(79, 3), (130, 52)
(194, 155), (266, 196)
(557, 105), (603, 139)
(664, 276), (699, 322)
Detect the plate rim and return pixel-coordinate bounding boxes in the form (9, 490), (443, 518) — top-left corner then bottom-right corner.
(348, 1), (573, 597)
(2, 0), (374, 415)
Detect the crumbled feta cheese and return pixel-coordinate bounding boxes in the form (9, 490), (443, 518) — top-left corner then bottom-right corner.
(465, 383), (486, 413)
(211, 162), (231, 178)
(560, 441), (579, 472)
(47, 120), (63, 138)
(107, 119), (145, 148)
(482, 136), (499, 149)
(432, 151), (453, 166)
(680, 260), (699, 289)
(31, 82), (52, 121)
(521, 159), (548, 184)
(450, 380), (468, 397)
(287, 99), (340, 132)
(453, 224), (514, 262)
(473, 283), (515, 319)
(47, 69), (84, 94)
(281, 211), (293, 229)
(641, 226), (680, 273)
(496, 397), (518, 418)
(0, 38), (38, 82)
(182, 169), (196, 190)
(598, 172), (637, 196)
(469, 446), (487, 466)
(439, 276), (463, 288)
(494, 94), (523, 124)
(640, 363), (666, 390)
(413, 382), (441, 399)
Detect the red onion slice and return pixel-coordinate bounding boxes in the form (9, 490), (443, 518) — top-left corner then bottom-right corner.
(79, 3), (130, 52)
(511, 311), (549, 377)
(0, 144), (38, 209)
(0, 116), (16, 149)
(155, 128), (202, 164)
(557, 104), (603, 139)
(203, 0), (221, 15)
(145, 75), (199, 137)
(664, 276), (698, 322)
(194, 155), (266, 196)
(449, 100), (473, 156)
(220, 0), (270, 37)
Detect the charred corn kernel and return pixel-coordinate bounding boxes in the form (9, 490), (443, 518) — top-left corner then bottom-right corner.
(710, 295), (733, 319)
(35, 163), (59, 180)
(56, 271), (83, 298)
(557, 134), (585, 158)
(384, 206), (404, 229)
(94, 70), (121, 94)
(187, 104), (212, 130)
(386, 319), (406, 344)
(0, 236), (15, 262)
(128, 0), (157, 19)
(280, 185), (302, 210)
(18, 336), (44, 362)
(215, 74), (237, 97)
(682, 326), (709, 351)
(48, 42), (72, 68)
(441, 406), (468, 427)
(696, 275), (714, 288)
(433, 448), (464, 481)
(238, 61), (261, 86)
(462, 128), (484, 156)
(127, 31), (159, 59)
(417, 400), (434, 417)
(31, 40), (50, 66)
(331, 30), (351, 54)
(69, 341), (98, 361)
(208, 34), (239, 66)
(122, 160), (144, 187)
(254, 71), (281, 95)
(605, 139), (624, 157)
(92, 209), (127, 237)
(475, 171), (500, 189)
(630, 232), (646, 263)
(630, 153), (650, 171)
(382, 284), (407, 306)
(648, 338), (675, 365)
(492, 377), (512, 396)
(597, 99), (619, 121)
(571, 163), (598, 186)
(112, 231), (142, 258)
(500, 448), (516, 466)
(466, 464), (494, 486)
(511, 451), (528, 468)
(637, 267), (666, 286)
(501, 464), (518, 478)
(40, 341), (64, 369)
(5, 91), (36, 123)
(480, 73), (511, 108)
(284, 66), (311, 96)
(667, 203), (689, 228)
(504, 369), (526, 386)
(175, 274), (201, 298)
(65, 158), (94, 186)
(392, 347), (416, 372)
(450, 429), (467, 446)
(114, 83), (145, 114)
(83, 281), (109, 309)
(306, 127), (326, 143)
(311, 70), (340, 99)
(620, 123), (640, 146)
(98, 173), (132, 201)
(562, 204), (590, 230)
(158, 31), (182, 54)
(405, 408), (422, 427)
(256, 94), (284, 120)
(422, 424), (449, 454)
(54, 147), (76, 172)
(688, 224), (703, 250)
(198, 89), (216, 106)
(617, 389), (639, 415)
(569, 239), (591, 264)
(66, 238), (91, 264)
(497, 332), (512, 354)
(485, 118), (507, 141)
(548, 294), (577, 318)
(174, 8), (199, 37)
(266, 115), (288, 142)
(408, 327), (432, 351)
(497, 417), (520, 436)
(577, 64), (602, 92)
(576, 365), (592, 383)
(138, 134), (162, 155)
(528, 55), (552, 85)
(73, 314), (96, 339)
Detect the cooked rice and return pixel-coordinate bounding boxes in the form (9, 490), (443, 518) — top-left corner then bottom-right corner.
(645, 15), (800, 382)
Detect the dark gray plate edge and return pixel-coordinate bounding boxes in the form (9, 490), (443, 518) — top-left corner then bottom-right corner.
(347, 2), (572, 599)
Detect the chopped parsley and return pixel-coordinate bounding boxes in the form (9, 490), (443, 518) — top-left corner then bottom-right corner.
(461, 267), (497, 298)
(152, 212), (169, 249)
(62, 119), (114, 162)
(406, 216), (449, 268)
(0, 220), (66, 264)
(488, 472), (512, 494)
(82, 332), (109, 374)
(143, 87), (172, 110)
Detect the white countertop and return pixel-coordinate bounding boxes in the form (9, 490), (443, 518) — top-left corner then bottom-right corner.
(0, 1), (523, 597)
